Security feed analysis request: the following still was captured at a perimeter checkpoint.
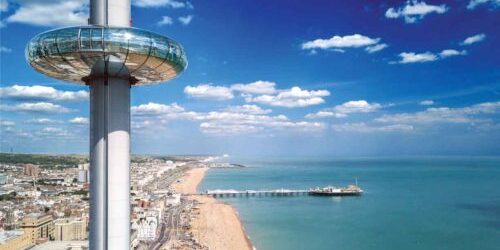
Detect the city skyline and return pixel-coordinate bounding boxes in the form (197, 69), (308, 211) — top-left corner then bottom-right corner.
(1, 0), (500, 156)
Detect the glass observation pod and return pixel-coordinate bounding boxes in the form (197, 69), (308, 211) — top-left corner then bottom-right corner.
(26, 26), (188, 85)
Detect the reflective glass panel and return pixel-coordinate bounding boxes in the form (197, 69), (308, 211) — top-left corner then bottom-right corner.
(91, 28), (103, 50)
(80, 28), (91, 49)
(57, 28), (79, 54)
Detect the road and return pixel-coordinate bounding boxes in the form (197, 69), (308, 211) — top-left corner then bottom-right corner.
(149, 199), (193, 250)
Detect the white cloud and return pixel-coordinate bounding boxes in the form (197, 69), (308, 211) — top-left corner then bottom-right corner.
(157, 16), (173, 26)
(302, 34), (381, 52)
(230, 81), (277, 95)
(0, 46), (11, 53)
(467, 0), (500, 10)
(223, 105), (272, 115)
(36, 127), (73, 138)
(0, 120), (15, 127)
(460, 33), (486, 45)
(394, 52), (438, 64)
(439, 49), (467, 58)
(0, 102), (72, 113)
(184, 84), (234, 100)
(305, 111), (335, 119)
(178, 15), (193, 25)
(419, 100), (435, 106)
(306, 100), (382, 119)
(393, 48), (467, 64)
(28, 118), (60, 124)
(184, 81), (329, 108)
(385, 1), (448, 23)
(0, 85), (88, 101)
(365, 43), (388, 53)
(375, 101), (500, 124)
(131, 102), (326, 135)
(69, 117), (89, 125)
(0, 0), (8, 12)
(133, 0), (188, 8)
(245, 87), (330, 108)
(132, 102), (185, 116)
(332, 123), (414, 133)
(6, 0), (88, 27)
(198, 112), (325, 135)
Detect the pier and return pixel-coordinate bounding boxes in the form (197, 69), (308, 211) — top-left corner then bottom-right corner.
(190, 187), (362, 197)
(194, 189), (310, 197)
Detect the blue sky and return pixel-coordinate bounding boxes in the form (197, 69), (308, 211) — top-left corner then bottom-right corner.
(1, 0), (500, 156)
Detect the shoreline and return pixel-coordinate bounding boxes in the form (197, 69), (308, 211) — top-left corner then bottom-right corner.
(172, 167), (253, 250)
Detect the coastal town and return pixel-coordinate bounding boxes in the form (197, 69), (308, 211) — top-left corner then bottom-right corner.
(0, 153), (251, 250)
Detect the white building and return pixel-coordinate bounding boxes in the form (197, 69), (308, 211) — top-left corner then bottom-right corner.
(136, 216), (157, 241)
(165, 194), (181, 206)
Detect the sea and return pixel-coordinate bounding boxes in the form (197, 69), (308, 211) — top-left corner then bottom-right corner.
(198, 156), (500, 250)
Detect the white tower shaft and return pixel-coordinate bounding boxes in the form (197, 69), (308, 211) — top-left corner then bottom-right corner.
(89, 1), (132, 250)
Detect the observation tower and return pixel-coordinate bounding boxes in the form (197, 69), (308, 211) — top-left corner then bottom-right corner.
(25, 0), (187, 249)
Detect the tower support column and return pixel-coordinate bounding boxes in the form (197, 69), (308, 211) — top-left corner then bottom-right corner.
(89, 66), (131, 250)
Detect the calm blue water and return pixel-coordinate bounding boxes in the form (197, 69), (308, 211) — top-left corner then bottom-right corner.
(198, 157), (500, 250)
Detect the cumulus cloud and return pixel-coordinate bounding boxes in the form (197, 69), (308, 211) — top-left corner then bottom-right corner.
(230, 81), (277, 95)
(460, 33), (486, 45)
(198, 113), (325, 135)
(332, 123), (414, 133)
(0, 0), (8, 12)
(28, 118), (61, 124)
(133, 0), (189, 8)
(35, 127), (74, 138)
(0, 46), (11, 53)
(223, 105), (272, 115)
(393, 52), (438, 64)
(392, 49), (466, 64)
(0, 85), (88, 101)
(6, 0), (88, 27)
(157, 16), (173, 26)
(131, 102), (325, 135)
(132, 102), (186, 115)
(385, 1), (448, 23)
(302, 34), (385, 53)
(375, 101), (500, 124)
(467, 0), (500, 10)
(69, 117), (89, 125)
(245, 87), (330, 108)
(439, 49), (467, 58)
(0, 102), (72, 113)
(419, 100), (435, 106)
(365, 43), (388, 54)
(178, 15), (193, 25)
(306, 100), (382, 119)
(184, 81), (329, 108)
(184, 84), (234, 100)
(0, 120), (15, 127)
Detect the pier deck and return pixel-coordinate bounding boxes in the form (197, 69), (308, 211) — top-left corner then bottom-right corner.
(189, 188), (361, 197)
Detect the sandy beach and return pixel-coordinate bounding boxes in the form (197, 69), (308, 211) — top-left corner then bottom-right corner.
(172, 167), (253, 250)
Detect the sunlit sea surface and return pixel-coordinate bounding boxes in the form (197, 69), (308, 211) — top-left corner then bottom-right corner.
(198, 157), (500, 250)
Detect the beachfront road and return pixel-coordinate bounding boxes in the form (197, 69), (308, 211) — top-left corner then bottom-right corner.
(149, 199), (193, 250)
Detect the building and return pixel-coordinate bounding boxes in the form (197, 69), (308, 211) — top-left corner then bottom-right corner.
(0, 230), (32, 250)
(54, 218), (87, 241)
(136, 216), (158, 241)
(0, 174), (8, 185)
(29, 241), (88, 250)
(24, 164), (40, 178)
(77, 164), (89, 183)
(21, 213), (54, 243)
(166, 193), (181, 206)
